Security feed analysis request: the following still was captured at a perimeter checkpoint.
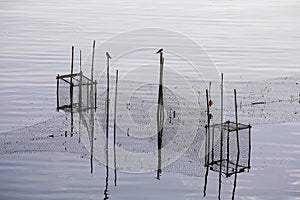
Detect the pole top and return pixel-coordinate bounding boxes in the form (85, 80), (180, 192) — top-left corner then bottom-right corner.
(156, 48), (163, 54)
(106, 52), (112, 59)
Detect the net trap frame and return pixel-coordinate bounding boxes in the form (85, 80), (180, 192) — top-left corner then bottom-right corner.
(56, 46), (97, 112)
(205, 121), (251, 177)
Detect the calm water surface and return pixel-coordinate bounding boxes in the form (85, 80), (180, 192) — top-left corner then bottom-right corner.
(0, 0), (300, 199)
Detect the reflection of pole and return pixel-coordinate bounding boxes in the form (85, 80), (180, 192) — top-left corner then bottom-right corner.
(113, 70), (119, 186)
(156, 49), (164, 180)
(90, 41), (96, 174)
(248, 125), (251, 170)
(232, 89), (240, 200)
(212, 125), (215, 163)
(104, 165), (109, 200)
(226, 121), (230, 176)
(218, 73), (224, 200)
(203, 162), (209, 197)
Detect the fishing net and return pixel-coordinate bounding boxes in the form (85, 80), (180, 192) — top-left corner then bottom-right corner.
(204, 74), (300, 126)
(207, 122), (251, 177)
(1, 72), (299, 178)
(0, 115), (89, 157)
(56, 73), (96, 111)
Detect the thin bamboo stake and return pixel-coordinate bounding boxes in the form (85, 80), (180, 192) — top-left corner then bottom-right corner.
(91, 41), (95, 110)
(106, 52), (111, 172)
(90, 41), (96, 174)
(70, 46), (74, 109)
(204, 88), (210, 197)
(234, 89), (240, 154)
(205, 89), (210, 165)
(113, 69), (119, 186)
(56, 74), (59, 110)
(156, 49), (164, 180)
(232, 89), (240, 200)
(218, 73), (224, 200)
(80, 50), (82, 72)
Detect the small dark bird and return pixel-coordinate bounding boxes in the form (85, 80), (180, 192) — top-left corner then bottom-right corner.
(156, 48), (163, 54)
(106, 52), (112, 59)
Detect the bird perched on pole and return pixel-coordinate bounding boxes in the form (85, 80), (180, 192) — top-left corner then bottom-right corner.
(106, 52), (112, 59)
(156, 48), (163, 54)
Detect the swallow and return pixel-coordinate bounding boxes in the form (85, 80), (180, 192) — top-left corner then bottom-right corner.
(156, 48), (163, 54)
(106, 52), (112, 59)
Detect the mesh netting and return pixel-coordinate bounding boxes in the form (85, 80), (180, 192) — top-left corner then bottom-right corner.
(57, 73), (96, 111)
(207, 122), (251, 177)
(220, 75), (300, 125)
(57, 77), (71, 108)
(1, 72), (300, 178)
(0, 115), (89, 157)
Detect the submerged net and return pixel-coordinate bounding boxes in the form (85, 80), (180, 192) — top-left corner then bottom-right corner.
(0, 115), (89, 156)
(221, 75), (300, 125)
(0, 73), (299, 178)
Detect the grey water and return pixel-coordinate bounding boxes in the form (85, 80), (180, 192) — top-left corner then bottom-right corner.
(0, 0), (300, 199)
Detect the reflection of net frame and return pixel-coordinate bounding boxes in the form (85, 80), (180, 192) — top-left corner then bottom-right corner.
(56, 72), (97, 112)
(205, 121), (251, 177)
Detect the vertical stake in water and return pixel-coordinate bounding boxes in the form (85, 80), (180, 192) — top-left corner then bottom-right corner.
(156, 48), (164, 180)
(78, 50), (82, 143)
(70, 46), (74, 109)
(204, 89), (210, 196)
(90, 41), (96, 173)
(218, 73), (224, 200)
(113, 69), (119, 186)
(205, 89), (211, 165)
(106, 51), (112, 169)
(56, 74), (59, 110)
(70, 46), (74, 136)
(232, 89), (240, 200)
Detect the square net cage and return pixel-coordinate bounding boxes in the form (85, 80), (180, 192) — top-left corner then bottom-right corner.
(205, 121), (251, 177)
(56, 72), (97, 112)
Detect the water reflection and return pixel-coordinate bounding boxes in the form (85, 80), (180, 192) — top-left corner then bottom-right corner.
(55, 49), (252, 199)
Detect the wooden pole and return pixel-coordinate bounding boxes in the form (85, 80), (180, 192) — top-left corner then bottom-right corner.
(91, 41), (95, 108)
(114, 69), (119, 186)
(232, 89), (240, 200)
(79, 52), (82, 111)
(70, 46), (74, 109)
(218, 73), (224, 200)
(205, 89), (210, 165)
(106, 52), (111, 172)
(156, 50), (164, 179)
(78, 71), (82, 143)
(234, 89), (240, 154)
(71, 46), (74, 76)
(56, 74), (59, 110)
(90, 41), (96, 174)
(80, 50), (82, 72)
(204, 90), (210, 196)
